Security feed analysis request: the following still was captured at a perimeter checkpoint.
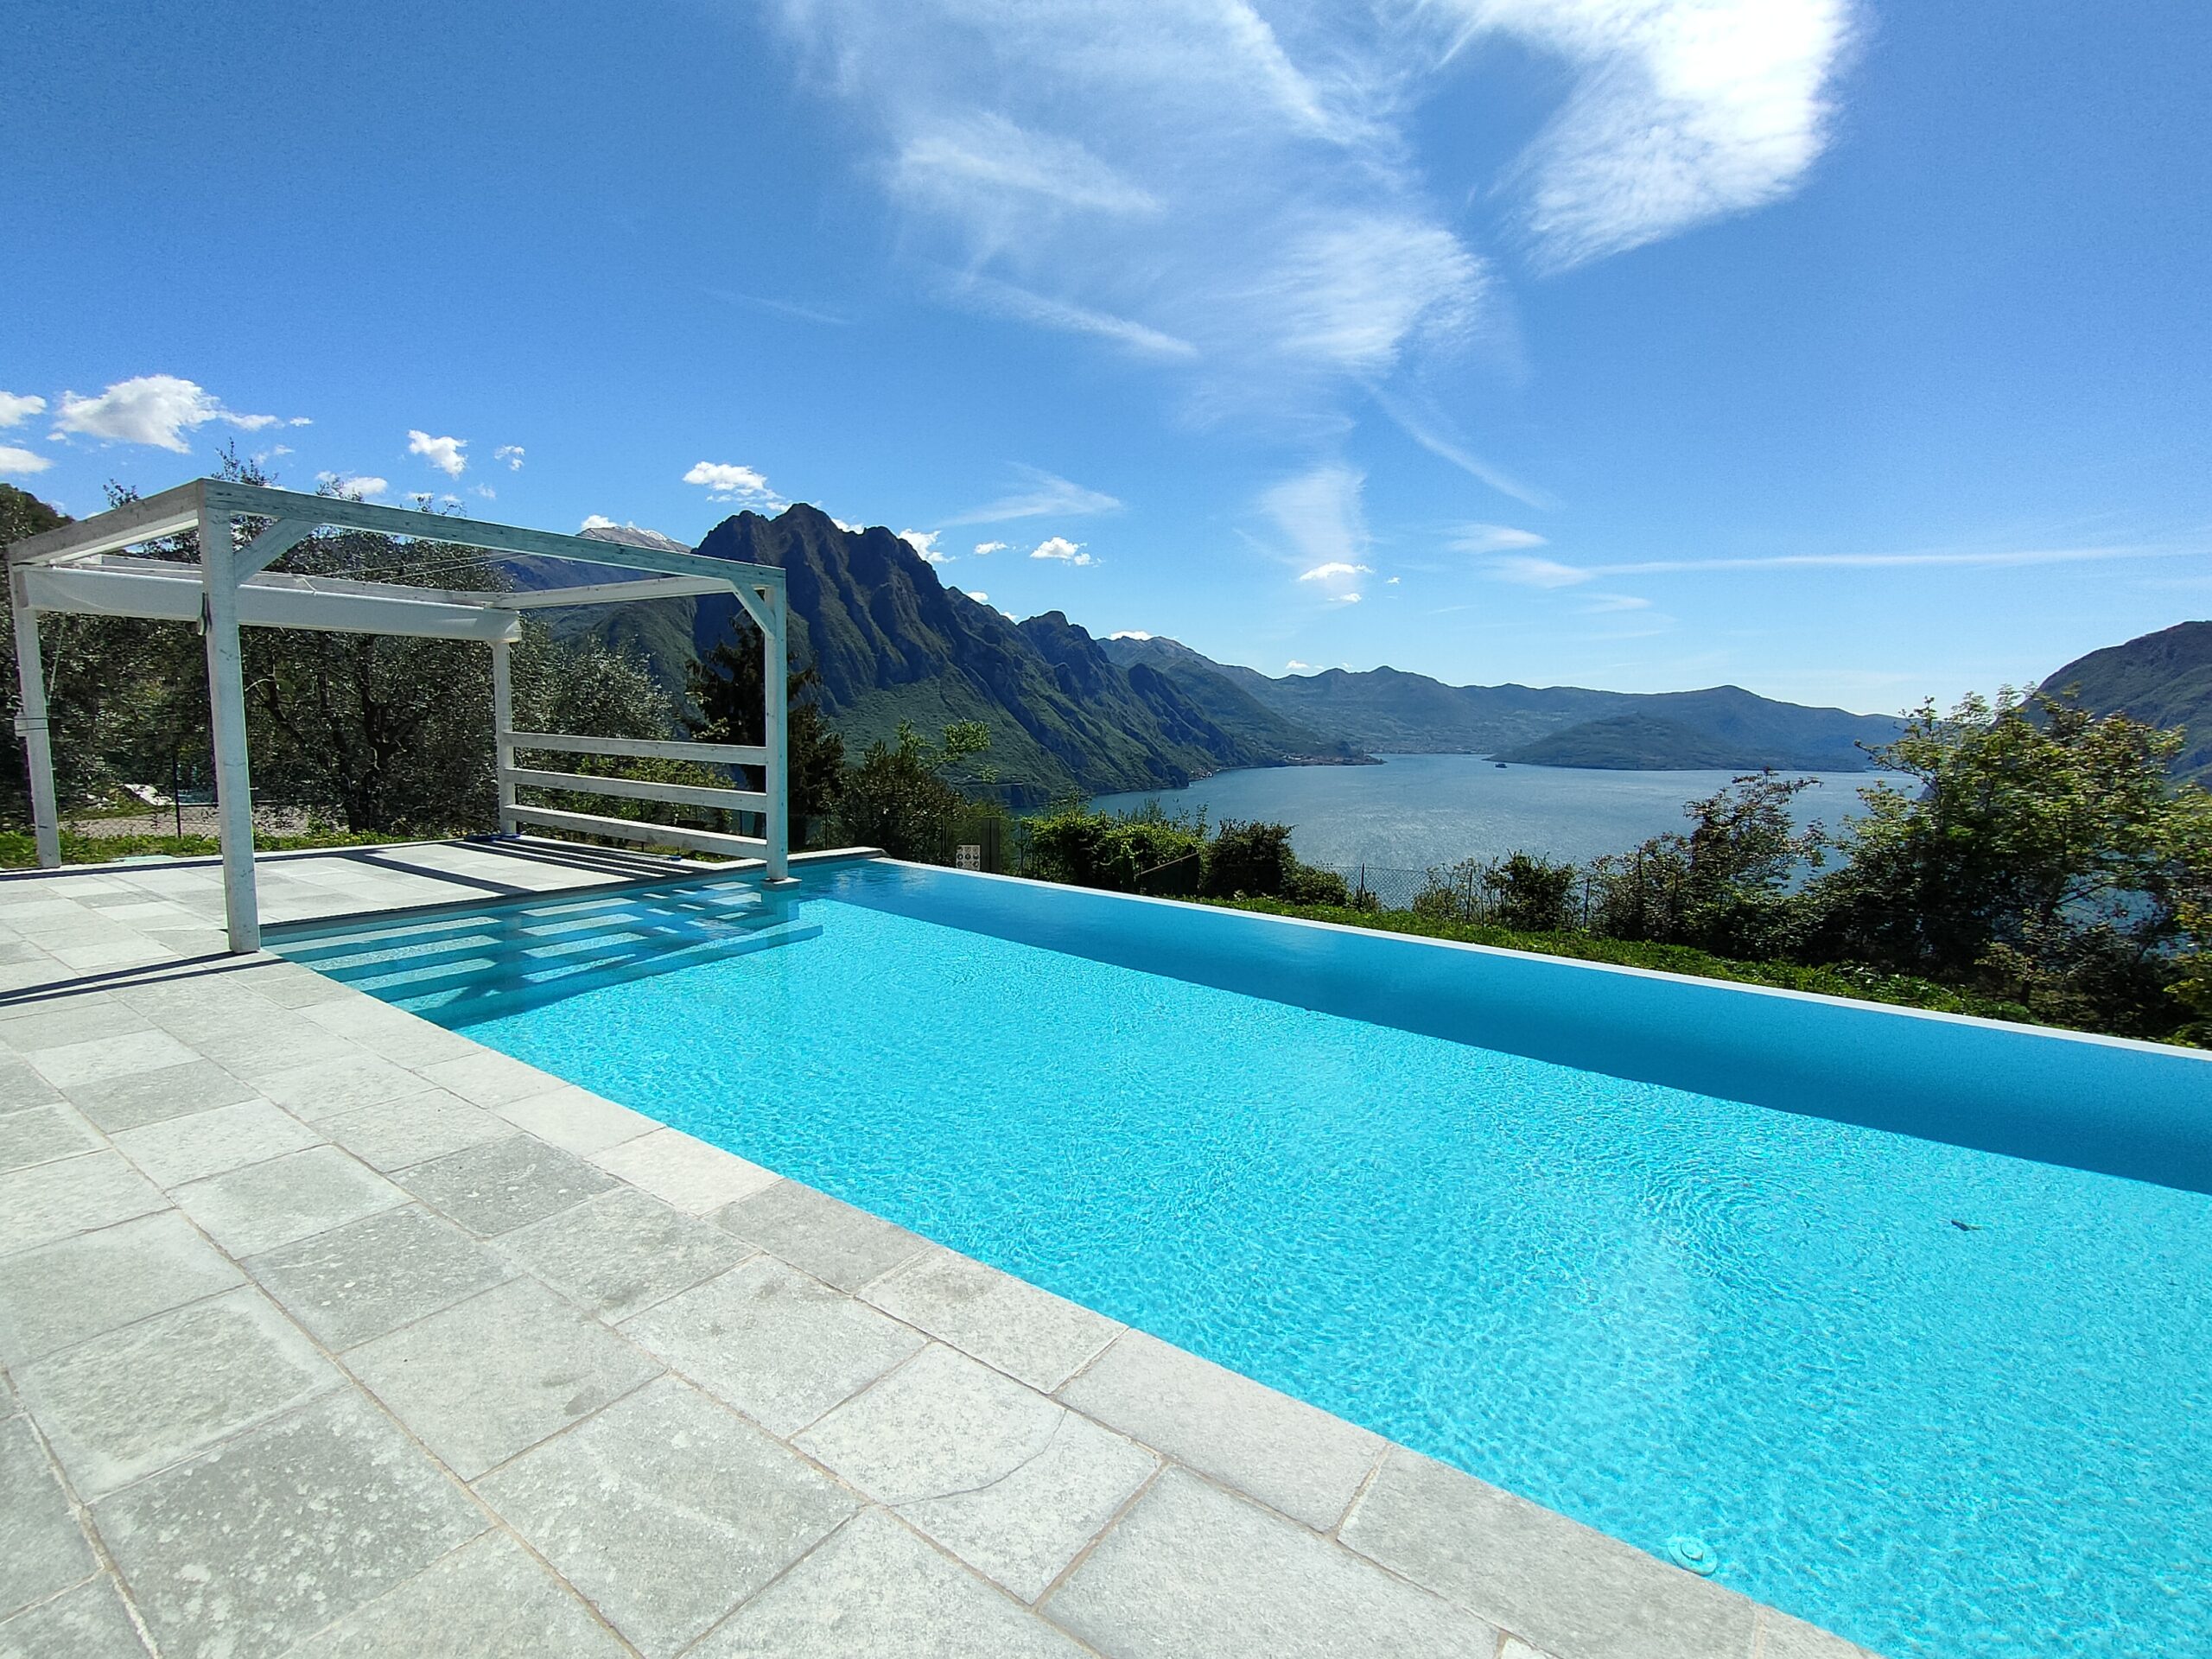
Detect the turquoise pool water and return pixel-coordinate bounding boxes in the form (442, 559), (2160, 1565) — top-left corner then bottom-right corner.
(275, 863), (2212, 1659)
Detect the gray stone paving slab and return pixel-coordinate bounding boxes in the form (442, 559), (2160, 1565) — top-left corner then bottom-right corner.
(623, 1255), (925, 1437)
(0, 1574), (150, 1659)
(1058, 1330), (1382, 1532)
(95, 1391), (485, 1659)
(594, 1127), (779, 1214)
(283, 1532), (628, 1659)
(0, 998), (151, 1054)
(692, 1507), (1090, 1659)
(863, 1248), (1124, 1394)
(492, 1083), (657, 1155)
(1759, 1609), (1881, 1658)
(244, 1202), (512, 1351)
(0, 1211), (245, 1366)
(417, 1048), (564, 1108)
(397, 1134), (616, 1236)
(109, 1099), (321, 1189)
(22, 1030), (200, 1090)
(346, 1277), (660, 1478)
(0, 1153), (164, 1258)
(0, 1055), (61, 1114)
(477, 1376), (855, 1659)
(0, 1414), (99, 1620)
(18, 1287), (335, 1499)
(0, 1104), (100, 1174)
(61, 1059), (257, 1132)
(798, 1342), (1157, 1602)
(719, 1179), (931, 1292)
(247, 1052), (433, 1119)
(499, 1185), (747, 1319)
(317, 1090), (509, 1171)
(296, 998), (480, 1066)
(173, 1145), (405, 1257)
(1048, 1466), (1496, 1659)
(1339, 1447), (1761, 1659)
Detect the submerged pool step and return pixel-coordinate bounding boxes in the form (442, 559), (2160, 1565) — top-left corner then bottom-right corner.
(273, 880), (821, 1027)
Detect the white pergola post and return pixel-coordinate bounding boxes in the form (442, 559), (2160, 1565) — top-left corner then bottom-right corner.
(198, 500), (262, 953)
(760, 583), (790, 881)
(8, 566), (61, 869)
(491, 638), (518, 835)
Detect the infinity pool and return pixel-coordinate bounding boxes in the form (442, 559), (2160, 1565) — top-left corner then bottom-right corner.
(274, 861), (2212, 1659)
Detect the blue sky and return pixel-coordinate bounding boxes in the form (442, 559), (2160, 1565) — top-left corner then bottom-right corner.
(6, 0), (2209, 713)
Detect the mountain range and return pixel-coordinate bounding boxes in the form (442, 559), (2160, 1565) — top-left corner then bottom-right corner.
(2039, 620), (2212, 785)
(535, 504), (2018, 798)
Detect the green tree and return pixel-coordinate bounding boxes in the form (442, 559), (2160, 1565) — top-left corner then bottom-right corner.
(1587, 772), (1823, 955)
(836, 720), (991, 861)
(1807, 690), (2205, 1034)
(683, 623), (845, 849)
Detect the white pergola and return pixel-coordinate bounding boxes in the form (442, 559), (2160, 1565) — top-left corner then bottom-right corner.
(4, 479), (790, 954)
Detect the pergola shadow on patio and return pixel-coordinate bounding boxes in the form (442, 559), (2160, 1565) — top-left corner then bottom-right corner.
(3, 480), (791, 951)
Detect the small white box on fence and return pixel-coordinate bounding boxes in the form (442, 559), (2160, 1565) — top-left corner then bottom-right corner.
(954, 844), (984, 871)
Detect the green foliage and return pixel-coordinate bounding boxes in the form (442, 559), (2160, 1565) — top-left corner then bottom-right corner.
(1804, 690), (2206, 1036)
(834, 721), (990, 861)
(1217, 896), (2041, 1026)
(1020, 799), (1206, 894)
(0, 828), (396, 869)
(1414, 851), (1583, 932)
(683, 622), (847, 848)
(1200, 819), (1295, 899)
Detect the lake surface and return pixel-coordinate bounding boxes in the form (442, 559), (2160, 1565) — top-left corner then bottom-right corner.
(1090, 753), (1873, 875)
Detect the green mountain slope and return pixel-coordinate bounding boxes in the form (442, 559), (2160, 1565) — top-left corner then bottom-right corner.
(2039, 620), (2212, 784)
(1497, 714), (1784, 769)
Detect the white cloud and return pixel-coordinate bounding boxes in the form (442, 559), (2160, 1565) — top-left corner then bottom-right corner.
(1029, 536), (1095, 565)
(0, 392), (46, 429)
(1298, 561), (1370, 582)
(973, 540), (1008, 556)
(1584, 592), (1651, 612)
(316, 472), (389, 500)
(1446, 0), (1857, 269)
(494, 444), (525, 471)
(407, 430), (467, 477)
(832, 517), (863, 532)
(683, 461), (787, 509)
(946, 467), (1121, 526)
(1262, 463), (1368, 575)
(899, 529), (951, 563)
(963, 589), (990, 603)
(1386, 575), (1401, 584)
(1490, 554), (1595, 588)
(1108, 629), (1154, 639)
(581, 514), (618, 531)
(1455, 523), (1548, 552)
(898, 111), (1161, 218)
(472, 484), (497, 500)
(1286, 659), (1314, 671)
(945, 274), (1199, 361)
(1333, 591), (1363, 603)
(0, 445), (54, 476)
(54, 375), (286, 451)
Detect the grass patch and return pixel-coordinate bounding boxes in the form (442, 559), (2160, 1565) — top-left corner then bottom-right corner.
(0, 829), (410, 869)
(1211, 895), (2042, 1026)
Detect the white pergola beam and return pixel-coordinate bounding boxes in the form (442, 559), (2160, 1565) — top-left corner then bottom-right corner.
(505, 804), (770, 861)
(5, 480), (205, 566)
(505, 730), (770, 767)
(500, 575), (734, 608)
(503, 766), (771, 815)
(23, 564), (524, 643)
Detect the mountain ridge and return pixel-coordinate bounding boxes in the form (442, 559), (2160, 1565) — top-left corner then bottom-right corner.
(2038, 620), (2212, 785)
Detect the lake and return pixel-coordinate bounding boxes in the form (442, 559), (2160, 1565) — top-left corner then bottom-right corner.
(1090, 753), (1875, 877)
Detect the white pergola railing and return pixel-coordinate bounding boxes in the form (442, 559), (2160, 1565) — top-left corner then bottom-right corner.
(3, 479), (790, 953)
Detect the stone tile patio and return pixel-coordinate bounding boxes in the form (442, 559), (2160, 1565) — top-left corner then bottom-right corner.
(0, 839), (1879, 1658)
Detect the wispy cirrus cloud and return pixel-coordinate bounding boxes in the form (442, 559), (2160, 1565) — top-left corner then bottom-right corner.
(1454, 523), (1548, 552)
(1298, 561), (1371, 582)
(1262, 463), (1370, 580)
(1491, 540), (2212, 584)
(1440, 0), (1857, 270)
(945, 465), (1121, 526)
